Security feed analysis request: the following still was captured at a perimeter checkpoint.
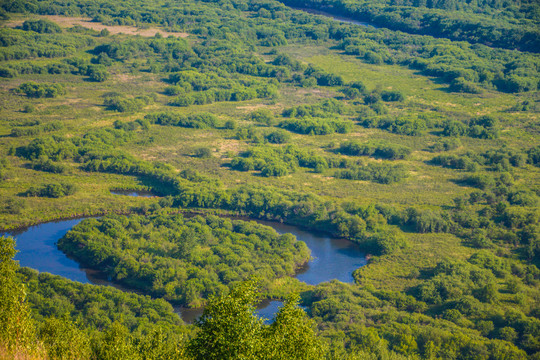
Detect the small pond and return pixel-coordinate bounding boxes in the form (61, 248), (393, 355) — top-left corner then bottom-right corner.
(110, 190), (155, 197)
(291, 6), (378, 28)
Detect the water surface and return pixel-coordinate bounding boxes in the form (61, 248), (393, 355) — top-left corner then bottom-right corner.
(4, 219), (92, 283)
(291, 6), (378, 28)
(111, 190), (155, 197)
(256, 220), (367, 284)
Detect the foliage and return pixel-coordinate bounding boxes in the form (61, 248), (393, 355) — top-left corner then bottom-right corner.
(104, 93), (154, 112)
(248, 109), (275, 126)
(146, 112), (219, 129)
(22, 19), (62, 34)
(361, 116), (428, 136)
(23, 182), (76, 198)
(427, 138), (461, 152)
(30, 156), (67, 173)
(58, 214), (310, 306)
(10, 121), (64, 137)
(280, 117), (353, 135)
(335, 163), (408, 184)
(265, 130), (290, 144)
(337, 141), (411, 160)
(442, 116), (499, 139)
(87, 64), (109, 82)
(193, 147), (212, 158)
(283, 99), (344, 118)
(187, 281), (324, 360)
(16, 81), (65, 98)
(0, 237), (38, 356)
(230, 144), (351, 177)
(0, 0), (539, 358)
(19, 268), (184, 334)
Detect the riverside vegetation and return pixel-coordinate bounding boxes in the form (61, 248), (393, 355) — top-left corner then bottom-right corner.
(0, 0), (539, 358)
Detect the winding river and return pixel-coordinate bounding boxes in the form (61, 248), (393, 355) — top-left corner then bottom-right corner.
(291, 6), (378, 28)
(3, 215), (366, 323)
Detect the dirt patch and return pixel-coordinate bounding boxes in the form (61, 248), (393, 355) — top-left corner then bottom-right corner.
(4, 15), (189, 38)
(218, 140), (242, 155)
(236, 104), (280, 113)
(140, 153), (158, 161)
(114, 73), (141, 82)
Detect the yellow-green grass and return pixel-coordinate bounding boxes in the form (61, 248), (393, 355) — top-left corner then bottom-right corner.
(1, 35), (538, 244)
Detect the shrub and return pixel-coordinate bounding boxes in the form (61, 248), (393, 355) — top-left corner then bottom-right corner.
(163, 86), (185, 96)
(265, 130), (290, 144)
(224, 120), (237, 130)
(343, 87), (362, 99)
(431, 155), (477, 171)
(364, 93), (381, 104)
(146, 112), (218, 129)
(87, 65), (109, 82)
(24, 183), (76, 198)
(427, 138), (461, 152)
(381, 90), (404, 102)
(442, 120), (468, 137)
(0, 198), (26, 214)
(22, 19), (62, 34)
(362, 116), (427, 136)
(335, 163), (407, 184)
(30, 157), (67, 174)
(248, 109), (274, 126)
(169, 95), (194, 107)
(280, 118), (352, 135)
(337, 141), (411, 160)
(0, 67), (17, 78)
(527, 146), (540, 166)
(450, 78), (482, 94)
(460, 174), (495, 189)
(104, 95), (152, 112)
(16, 82), (65, 98)
(22, 104), (35, 113)
(193, 147), (212, 158)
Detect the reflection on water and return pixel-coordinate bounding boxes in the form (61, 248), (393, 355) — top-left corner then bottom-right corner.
(2, 218), (131, 291)
(4, 218), (92, 283)
(255, 220), (367, 285)
(110, 190), (155, 197)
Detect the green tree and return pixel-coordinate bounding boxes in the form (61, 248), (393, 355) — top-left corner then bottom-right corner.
(187, 281), (325, 359)
(0, 237), (39, 356)
(264, 294), (325, 360)
(39, 317), (91, 360)
(94, 322), (138, 360)
(187, 281), (263, 360)
(87, 65), (109, 82)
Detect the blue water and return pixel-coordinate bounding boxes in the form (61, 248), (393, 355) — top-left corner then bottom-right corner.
(3, 218), (92, 283)
(256, 220), (367, 284)
(292, 7), (378, 28)
(111, 190), (154, 197)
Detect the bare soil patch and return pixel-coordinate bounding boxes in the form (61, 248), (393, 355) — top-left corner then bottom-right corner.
(236, 104), (280, 113)
(4, 15), (189, 38)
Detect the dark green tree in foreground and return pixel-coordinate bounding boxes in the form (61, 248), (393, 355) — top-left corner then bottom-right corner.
(0, 236), (39, 357)
(187, 281), (324, 360)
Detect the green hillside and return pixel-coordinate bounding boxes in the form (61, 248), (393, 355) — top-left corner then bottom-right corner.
(0, 0), (538, 358)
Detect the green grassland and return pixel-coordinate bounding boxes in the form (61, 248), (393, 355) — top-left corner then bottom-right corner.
(0, 1), (539, 358)
(2, 41), (536, 221)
